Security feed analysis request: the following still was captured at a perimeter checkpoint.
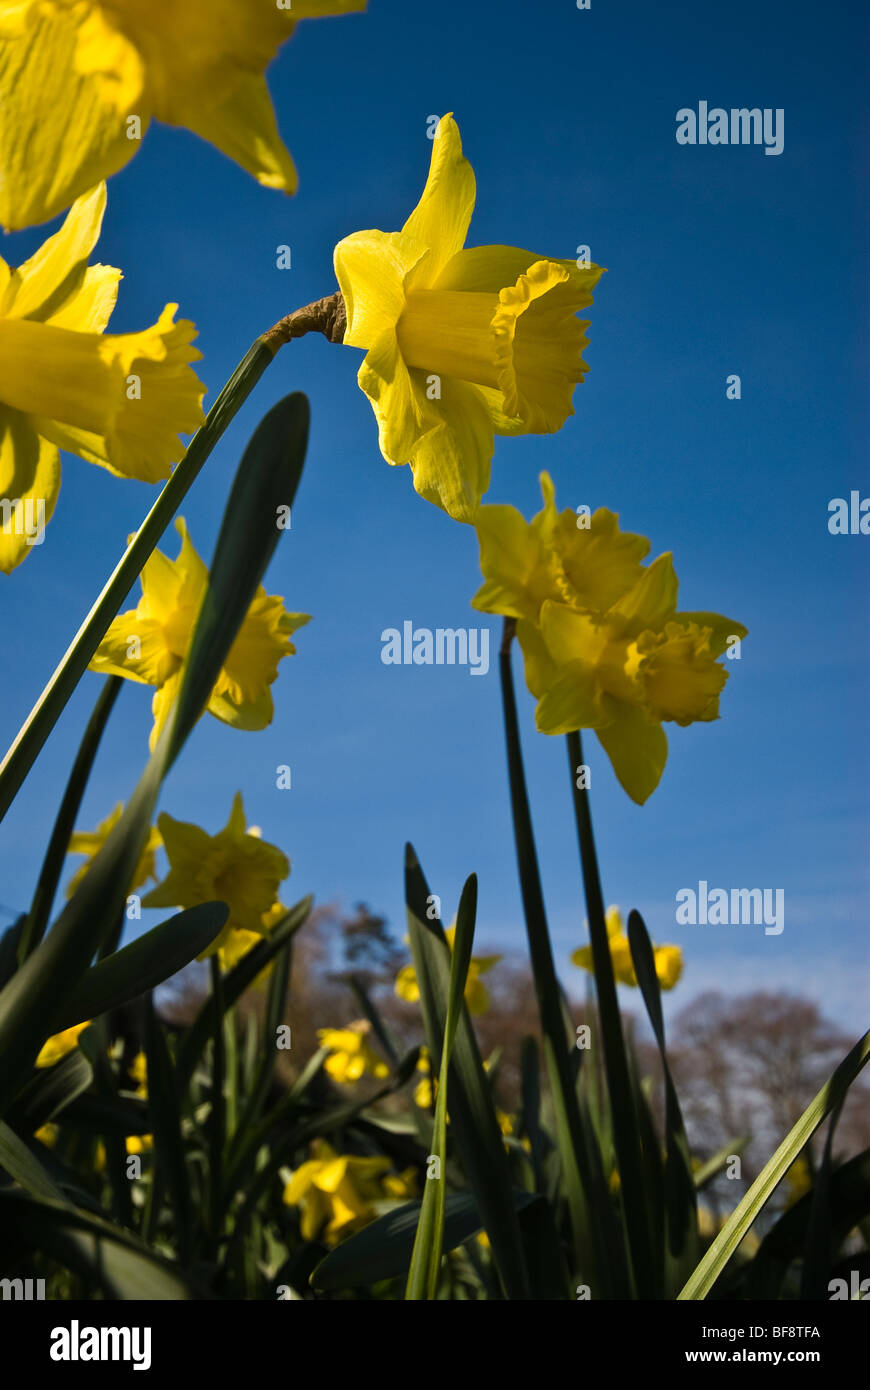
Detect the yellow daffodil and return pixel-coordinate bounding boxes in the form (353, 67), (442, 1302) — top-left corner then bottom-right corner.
(334, 114), (604, 523)
(571, 906), (683, 991)
(282, 1139), (390, 1245)
(317, 1020), (390, 1084)
(395, 924), (501, 1016)
(34, 1123), (59, 1148)
(89, 516), (310, 748)
(0, 1), (367, 230)
(0, 183), (205, 572)
(381, 1166), (419, 1200)
(473, 472), (747, 803)
(126, 1050), (147, 1098)
(142, 793), (289, 966)
(413, 1046), (436, 1109)
(66, 804), (161, 899)
(35, 1020), (91, 1067)
(125, 1133), (152, 1156)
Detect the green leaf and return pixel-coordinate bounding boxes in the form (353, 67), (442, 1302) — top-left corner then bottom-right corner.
(11, 1048), (94, 1131)
(679, 1028), (870, 1299)
(0, 393), (309, 1114)
(51, 903), (228, 1031)
(406, 873), (477, 1300)
(404, 845), (531, 1300)
(0, 1188), (195, 1299)
(693, 1139), (748, 1191)
(143, 994), (194, 1265)
(627, 908), (698, 1293)
(17, 676), (122, 962)
(0, 1120), (67, 1202)
(313, 1190), (539, 1291)
(176, 895), (312, 1092)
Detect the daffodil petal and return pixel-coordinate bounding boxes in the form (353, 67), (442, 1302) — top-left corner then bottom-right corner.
(0, 8), (143, 230)
(183, 73), (297, 193)
(408, 375), (494, 523)
(0, 407), (60, 573)
(534, 662), (605, 735)
(609, 553), (679, 636)
(595, 698), (668, 805)
(1, 185), (110, 321)
(357, 329), (423, 464)
(335, 230), (429, 349)
(401, 114), (476, 284)
(90, 613), (179, 688)
(437, 244), (604, 298)
(472, 501), (556, 621)
(670, 611), (748, 658)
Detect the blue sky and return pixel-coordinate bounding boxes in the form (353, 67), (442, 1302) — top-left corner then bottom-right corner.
(1, 0), (868, 1031)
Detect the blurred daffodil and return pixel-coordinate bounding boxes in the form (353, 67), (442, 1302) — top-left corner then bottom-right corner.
(318, 1020), (390, 1083)
(396, 924), (501, 1016)
(34, 1123), (59, 1148)
(571, 906), (683, 991)
(382, 1167), (419, 1200)
(35, 1021), (91, 1068)
(282, 1139), (390, 1244)
(125, 1134), (152, 1156)
(0, 184), (205, 572)
(413, 1045), (435, 1109)
(142, 793), (289, 966)
(334, 114), (604, 522)
(89, 516), (310, 748)
(126, 1051), (148, 1098)
(0, 1), (367, 230)
(473, 473), (746, 803)
(66, 803), (161, 898)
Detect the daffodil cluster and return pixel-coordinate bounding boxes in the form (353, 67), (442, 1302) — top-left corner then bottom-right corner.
(395, 923), (501, 1016)
(473, 473), (747, 803)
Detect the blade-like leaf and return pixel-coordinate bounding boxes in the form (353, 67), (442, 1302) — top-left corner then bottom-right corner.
(679, 1028), (870, 1299)
(313, 1190), (539, 1291)
(405, 845), (531, 1300)
(51, 903), (228, 1031)
(406, 873), (477, 1299)
(627, 908), (698, 1292)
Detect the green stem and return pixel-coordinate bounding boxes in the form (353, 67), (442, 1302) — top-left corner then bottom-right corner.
(566, 728), (657, 1298)
(0, 338), (274, 825)
(208, 956), (226, 1255)
(18, 676), (122, 963)
(499, 621), (625, 1296)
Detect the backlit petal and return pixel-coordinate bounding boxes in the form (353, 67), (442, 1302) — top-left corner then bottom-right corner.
(0, 407), (60, 573)
(401, 114), (475, 283)
(595, 698), (668, 805)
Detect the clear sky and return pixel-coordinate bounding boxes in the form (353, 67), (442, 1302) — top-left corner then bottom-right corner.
(1, 0), (867, 1032)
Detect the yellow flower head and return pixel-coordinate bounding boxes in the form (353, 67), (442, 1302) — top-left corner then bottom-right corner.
(89, 516), (310, 749)
(0, 184), (205, 572)
(571, 906), (683, 991)
(141, 792), (290, 965)
(35, 1020), (91, 1068)
(473, 473), (747, 803)
(0, 0), (367, 230)
(125, 1133), (153, 1156)
(282, 1139), (390, 1245)
(381, 1166), (418, 1200)
(317, 1020), (390, 1084)
(34, 1123), (59, 1148)
(395, 923), (501, 1016)
(127, 1050), (147, 1098)
(334, 114), (604, 523)
(66, 803), (161, 899)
